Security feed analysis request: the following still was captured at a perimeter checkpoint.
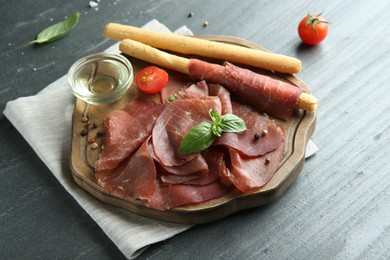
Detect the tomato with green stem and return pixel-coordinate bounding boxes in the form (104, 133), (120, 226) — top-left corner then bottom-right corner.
(298, 13), (329, 45)
(135, 66), (169, 94)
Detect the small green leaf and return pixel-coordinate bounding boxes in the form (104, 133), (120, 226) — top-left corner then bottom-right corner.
(29, 11), (80, 44)
(178, 108), (247, 155)
(211, 124), (223, 137)
(209, 108), (221, 124)
(178, 122), (215, 155)
(220, 114), (247, 133)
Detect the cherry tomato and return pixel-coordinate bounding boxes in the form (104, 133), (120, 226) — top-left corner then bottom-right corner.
(135, 66), (169, 94)
(298, 14), (329, 45)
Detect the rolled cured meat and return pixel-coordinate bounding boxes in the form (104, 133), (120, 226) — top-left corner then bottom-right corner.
(188, 59), (303, 119)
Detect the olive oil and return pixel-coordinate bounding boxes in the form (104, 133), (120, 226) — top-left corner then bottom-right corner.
(68, 53), (133, 104)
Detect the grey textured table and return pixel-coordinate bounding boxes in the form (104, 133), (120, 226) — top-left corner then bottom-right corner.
(1, 0), (389, 259)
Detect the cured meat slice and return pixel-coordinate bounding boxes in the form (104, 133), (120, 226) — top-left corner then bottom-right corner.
(225, 62), (302, 119)
(224, 138), (286, 193)
(101, 138), (231, 211)
(95, 98), (164, 172)
(160, 172), (204, 184)
(159, 148), (227, 186)
(188, 59), (227, 84)
(214, 102), (284, 157)
(102, 110), (134, 147)
(100, 138), (157, 202)
(96, 156), (130, 183)
(152, 96), (222, 166)
(160, 73), (192, 103)
(208, 84), (232, 114)
(147, 181), (231, 211)
(150, 143), (209, 176)
(182, 80), (209, 98)
(184, 148), (227, 185)
(188, 59), (303, 119)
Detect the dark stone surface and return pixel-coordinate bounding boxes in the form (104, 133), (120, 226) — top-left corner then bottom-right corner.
(1, 0), (390, 259)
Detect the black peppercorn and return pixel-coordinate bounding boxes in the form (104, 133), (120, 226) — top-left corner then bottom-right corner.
(80, 128), (88, 136)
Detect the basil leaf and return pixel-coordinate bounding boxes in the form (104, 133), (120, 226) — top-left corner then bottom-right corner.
(29, 11), (80, 44)
(211, 124), (222, 137)
(209, 108), (221, 124)
(178, 122), (215, 155)
(220, 114), (247, 132)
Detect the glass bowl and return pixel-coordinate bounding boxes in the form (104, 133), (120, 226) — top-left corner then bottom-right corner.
(68, 52), (133, 105)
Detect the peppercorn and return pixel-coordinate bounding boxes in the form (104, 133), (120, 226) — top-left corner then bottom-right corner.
(88, 137), (95, 143)
(91, 143), (98, 149)
(81, 116), (89, 123)
(262, 129), (268, 136)
(265, 158), (271, 164)
(254, 133), (261, 139)
(80, 128), (88, 136)
(96, 131), (104, 137)
(92, 122), (98, 129)
(203, 21), (208, 27)
(188, 12), (194, 17)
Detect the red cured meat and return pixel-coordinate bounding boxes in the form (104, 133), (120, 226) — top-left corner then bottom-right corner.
(160, 73), (192, 103)
(100, 138), (157, 202)
(224, 138), (286, 193)
(101, 137), (231, 210)
(96, 75), (288, 210)
(159, 148), (227, 186)
(96, 156), (130, 183)
(103, 110), (134, 147)
(182, 80), (209, 98)
(152, 96), (222, 166)
(188, 59), (227, 84)
(188, 59), (303, 119)
(160, 172), (204, 184)
(147, 180), (231, 211)
(95, 98), (164, 172)
(184, 149), (227, 185)
(149, 141), (209, 176)
(208, 84), (232, 114)
(156, 154), (208, 176)
(214, 102), (284, 157)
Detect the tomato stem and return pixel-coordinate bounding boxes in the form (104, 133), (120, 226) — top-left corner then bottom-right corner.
(305, 13), (329, 38)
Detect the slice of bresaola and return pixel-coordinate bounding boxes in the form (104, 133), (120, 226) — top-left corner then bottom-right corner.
(152, 96), (222, 166)
(95, 98), (164, 172)
(101, 137), (231, 210)
(188, 59), (303, 119)
(224, 138), (286, 193)
(214, 101), (284, 157)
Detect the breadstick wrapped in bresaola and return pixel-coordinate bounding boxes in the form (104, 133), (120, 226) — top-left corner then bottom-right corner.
(119, 39), (318, 119)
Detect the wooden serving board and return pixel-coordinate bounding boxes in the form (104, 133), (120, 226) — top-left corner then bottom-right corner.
(70, 36), (316, 224)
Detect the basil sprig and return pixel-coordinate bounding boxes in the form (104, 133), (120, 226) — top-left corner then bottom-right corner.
(29, 11), (80, 44)
(178, 109), (246, 155)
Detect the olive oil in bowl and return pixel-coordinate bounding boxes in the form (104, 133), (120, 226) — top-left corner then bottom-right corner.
(68, 52), (133, 105)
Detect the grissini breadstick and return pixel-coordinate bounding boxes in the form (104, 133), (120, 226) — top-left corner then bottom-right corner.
(105, 23), (301, 74)
(119, 37), (190, 75)
(119, 39), (318, 113)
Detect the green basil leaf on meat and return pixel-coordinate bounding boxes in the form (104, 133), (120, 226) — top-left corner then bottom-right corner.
(220, 114), (247, 133)
(178, 122), (215, 155)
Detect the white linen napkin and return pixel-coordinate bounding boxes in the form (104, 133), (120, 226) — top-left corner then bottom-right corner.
(3, 19), (318, 259)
